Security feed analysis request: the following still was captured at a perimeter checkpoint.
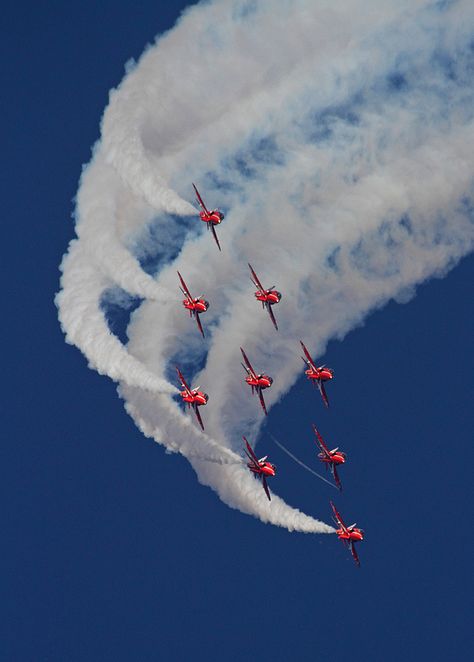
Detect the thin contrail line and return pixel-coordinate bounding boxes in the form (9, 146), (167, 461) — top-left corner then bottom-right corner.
(268, 434), (338, 490)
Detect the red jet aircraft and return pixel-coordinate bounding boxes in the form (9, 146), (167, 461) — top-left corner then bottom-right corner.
(330, 500), (364, 567)
(313, 424), (346, 491)
(243, 436), (276, 501)
(248, 263), (282, 331)
(192, 183), (224, 251)
(178, 271), (209, 338)
(240, 347), (273, 415)
(300, 341), (334, 408)
(176, 367), (208, 431)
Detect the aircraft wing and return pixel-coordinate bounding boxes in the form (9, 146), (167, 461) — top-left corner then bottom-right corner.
(266, 303), (279, 331)
(177, 271), (193, 301)
(312, 424), (331, 458)
(330, 501), (349, 535)
(261, 475), (271, 501)
(258, 388), (268, 416)
(176, 367), (192, 396)
(248, 263), (265, 292)
(192, 183), (210, 214)
(332, 465), (342, 491)
(240, 348), (257, 380)
(243, 437), (261, 470)
(300, 341), (317, 371)
(349, 541), (360, 567)
(210, 223), (221, 251)
(318, 380), (330, 408)
(193, 403), (205, 431)
(195, 312), (205, 338)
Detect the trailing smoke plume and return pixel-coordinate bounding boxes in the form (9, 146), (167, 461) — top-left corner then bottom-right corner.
(57, 0), (474, 533)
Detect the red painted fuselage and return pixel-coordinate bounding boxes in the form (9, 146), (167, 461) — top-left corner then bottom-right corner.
(330, 501), (364, 566)
(318, 450), (346, 466)
(245, 374), (273, 390)
(178, 271), (209, 337)
(199, 210), (223, 226)
(193, 183), (224, 250)
(254, 290), (281, 305)
(247, 460), (276, 478)
(176, 366), (208, 430)
(305, 367), (334, 382)
(180, 389), (208, 407)
(240, 348), (272, 415)
(182, 298), (209, 314)
(243, 437), (276, 500)
(336, 527), (364, 543)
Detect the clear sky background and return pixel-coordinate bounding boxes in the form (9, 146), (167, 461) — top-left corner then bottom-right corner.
(3, 2), (473, 661)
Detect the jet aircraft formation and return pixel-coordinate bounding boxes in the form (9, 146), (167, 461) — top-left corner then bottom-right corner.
(175, 184), (364, 566)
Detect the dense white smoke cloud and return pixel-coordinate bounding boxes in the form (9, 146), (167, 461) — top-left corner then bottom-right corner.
(57, 0), (474, 534)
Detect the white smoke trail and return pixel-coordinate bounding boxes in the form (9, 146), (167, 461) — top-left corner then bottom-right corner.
(57, 0), (474, 534)
(57, 241), (177, 394)
(74, 154), (177, 301)
(269, 435), (339, 490)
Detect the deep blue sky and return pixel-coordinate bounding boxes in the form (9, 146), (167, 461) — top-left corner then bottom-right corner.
(3, 2), (473, 661)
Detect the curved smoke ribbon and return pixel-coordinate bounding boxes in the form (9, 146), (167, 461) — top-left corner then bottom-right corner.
(57, 0), (474, 534)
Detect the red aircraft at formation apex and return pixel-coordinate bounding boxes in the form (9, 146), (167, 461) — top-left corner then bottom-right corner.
(330, 501), (364, 567)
